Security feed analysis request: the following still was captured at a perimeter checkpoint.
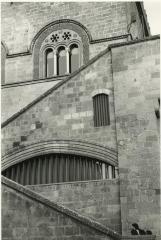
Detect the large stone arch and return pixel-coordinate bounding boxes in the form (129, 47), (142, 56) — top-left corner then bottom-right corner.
(2, 139), (118, 171)
(31, 19), (91, 79)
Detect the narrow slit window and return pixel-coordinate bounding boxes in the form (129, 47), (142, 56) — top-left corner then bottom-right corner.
(93, 93), (110, 127)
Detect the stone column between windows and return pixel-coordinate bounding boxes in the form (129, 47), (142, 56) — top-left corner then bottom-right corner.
(66, 47), (70, 74)
(53, 49), (57, 75)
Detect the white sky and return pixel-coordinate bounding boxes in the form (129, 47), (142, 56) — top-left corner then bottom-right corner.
(144, 1), (161, 35)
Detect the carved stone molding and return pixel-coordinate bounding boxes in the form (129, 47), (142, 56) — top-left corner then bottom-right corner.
(2, 139), (118, 171)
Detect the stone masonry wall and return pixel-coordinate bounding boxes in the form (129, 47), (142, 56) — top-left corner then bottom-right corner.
(1, 2), (129, 83)
(2, 37), (128, 123)
(2, 51), (117, 156)
(1, 2), (128, 53)
(1, 80), (60, 123)
(89, 38), (129, 60)
(3, 40), (127, 84)
(28, 179), (121, 233)
(112, 38), (160, 237)
(5, 55), (33, 84)
(2, 182), (114, 240)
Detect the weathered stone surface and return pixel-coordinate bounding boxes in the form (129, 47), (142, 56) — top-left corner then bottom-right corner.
(1, 37), (160, 239)
(1, 43), (6, 84)
(2, 51), (117, 155)
(1, 80), (60, 122)
(112, 39), (160, 237)
(1, 1), (160, 239)
(28, 179), (121, 233)
(2, 177), (118, 240)
(1, 2), (127, 54)
(1, 2), (144, 83)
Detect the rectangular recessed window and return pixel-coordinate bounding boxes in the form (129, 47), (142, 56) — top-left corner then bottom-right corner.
(93, 94), (110, 127)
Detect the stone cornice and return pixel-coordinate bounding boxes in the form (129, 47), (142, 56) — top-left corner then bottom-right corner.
(2, 176), (121, 240)
(7, 51), (31, 58)
(90, 34), (131, 44)
(1, 75), (67, 89)
(108, 34), (160, 50)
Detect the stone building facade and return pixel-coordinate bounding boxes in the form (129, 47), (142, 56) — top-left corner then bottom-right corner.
(1, 2), (160, 240)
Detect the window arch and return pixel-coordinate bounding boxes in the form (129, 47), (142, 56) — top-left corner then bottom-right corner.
(93, 93), (110, 127)
(33, 20), (90, 80)
(39, 28), (86, 78)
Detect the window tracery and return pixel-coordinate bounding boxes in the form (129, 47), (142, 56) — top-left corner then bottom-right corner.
(40, 29), (82, 78)
(33, 20), (90, 79)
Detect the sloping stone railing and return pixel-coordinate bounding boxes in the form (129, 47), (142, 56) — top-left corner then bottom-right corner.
(2, 176), (120, 240)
